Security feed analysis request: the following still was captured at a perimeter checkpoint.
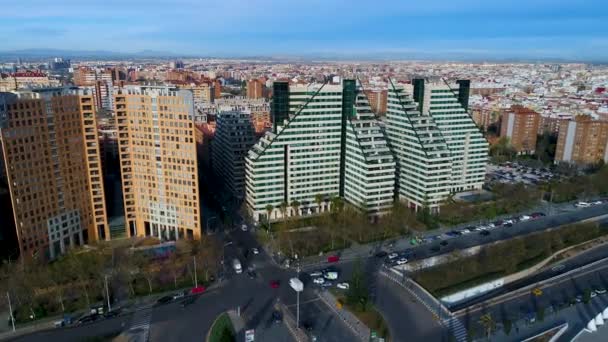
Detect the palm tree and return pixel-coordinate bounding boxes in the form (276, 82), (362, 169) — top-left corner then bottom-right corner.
(314, 194), (324, 214)
(265, 204), (274, 229)
(290, 200), (301, 217)
(279, 201), (288, 220)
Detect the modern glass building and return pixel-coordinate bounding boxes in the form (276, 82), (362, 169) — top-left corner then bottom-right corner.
(412, 79), (488, 193)
(385, 80), (453, 213)
(245, 80), (395, 222)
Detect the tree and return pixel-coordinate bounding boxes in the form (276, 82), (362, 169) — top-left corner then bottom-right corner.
(478, 313), (496, 339)
(314, 194), (324, 214)
(265, 204), (274, 228)
(290, 200), (301, 217)
(279, 201), (288, 220)
(346, 259), (369, 312)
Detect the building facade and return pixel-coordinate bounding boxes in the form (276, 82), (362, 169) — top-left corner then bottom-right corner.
(555, 116), (608, 165)
(114, 86), (201, 240)
(386, 81), (452, 213)
(500, 105), (540, 154)
(212, 109), (258, 199)
(412, 79), (488, 193)
(247, 79), (264, 99)
(0, 88), (109, 259)
(245, 80), (395, 222)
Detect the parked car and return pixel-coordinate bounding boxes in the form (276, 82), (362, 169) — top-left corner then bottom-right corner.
(313, 277), (325, 285)
(241, 224), (248, 231)
(191, 286), (206, 294)
(327, 255), (340, 263)
(247, 270), (257, 279)
(252, 248), (259, 255)
(337, 282), (350, 290)
(576, 202), (591, 208)
(396, 258), (408, 265)
(180, 296), (197, 308)
(479, 230), (490, 236)
(173, 291), (186, 300)
(157, 296), (173, 305)
(272, 310), (282, 323)
(375, 251), (388, 258)
(324, 271), (339, 280)
(520, 215), (531, 221)
(387, 253), (398, 260)
(309, 271), (323, 277)
(76, 315), (98, 326)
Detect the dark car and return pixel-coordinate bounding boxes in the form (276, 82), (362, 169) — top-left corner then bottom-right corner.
(77, 315), (98, 325)
(439, 241), (448, 247)
(247, 269), (257, 279)
(271, 310), (283, 323)
(157, 296), (173, 305)
(302, 320), (314, 331)
(180, 296), (197, 308)
(430, 246), (440, 253)
(374, 251), (388, 258)
(479, 230), (491, 236)
(103, 310), (120, 319)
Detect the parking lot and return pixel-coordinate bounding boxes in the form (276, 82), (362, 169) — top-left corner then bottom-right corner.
(487, 162), (557, 185)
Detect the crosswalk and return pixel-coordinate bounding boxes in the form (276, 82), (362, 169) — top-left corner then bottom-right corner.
(127, 303), (154, 342)
(442, 316), (467, 342)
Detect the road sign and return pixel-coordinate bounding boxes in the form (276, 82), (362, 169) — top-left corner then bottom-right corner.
(245, 329), (255, 342)
(532, 288), (543, 296)
(371, 330), (377, 338)
(289, 278), (304, 292)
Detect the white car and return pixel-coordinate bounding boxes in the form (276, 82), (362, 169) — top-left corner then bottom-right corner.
(241, 224), (248, 231)
(576, 202), (591, 208)
(337, 282), (350, 290)
(519, 215), (531, 221)
(309, 271), (323, 277)
(324, 271), (339, 280)
(461, 229), (471, 234)
(593, 200), (603, 205)
(474, 226), (485, 231)
(504, 219), (514, 225)
(313, 277), (325, 285)
(396, 258), (408, 265)
(387, 253), (398, 260)
(252, 248), (259, 255)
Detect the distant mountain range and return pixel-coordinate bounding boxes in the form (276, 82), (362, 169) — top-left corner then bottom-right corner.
(0, 48), (606, 64)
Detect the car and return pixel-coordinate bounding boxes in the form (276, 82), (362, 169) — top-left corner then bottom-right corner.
(375, 251), (388, 258)
(576, 202), (591, 208)
(396, 258), (408, 265)
(430, 246), (440, 253)
(486, 223), (495, 229)
(504, 219), (514, 225)
(302, 320), (314, 332)
(575, 295), (583, 303)
(157, 296), (173, 304)
(77, 315), (98, 325)
(180, 296), (197, 308)
(320, 282), (333, 287)
(520, 215), (531, 221)
(103, 310), (120, 319)
(474, 226), (485, 232)
(337, 282), (350, 290)
(172, 291), (186, 300)
(252, 248), (259, 255)
(309, 271), (323, 277)
(271, 310), (282, 323)
(313, 277), (325, 284)
(439, 241), (448, 247)
(324, 271), (339, 280)
(591, 291), (598, 298)
(247, 270), (257, 279)
(479, 230), (490, 236)
(387, 253), (398, 260)
(596, 288), (607, 295)
(460, 229), (471, 234)
(241, 224), (248, 231)
(270, 280), (280, 288)
(493, 220), (504, 226)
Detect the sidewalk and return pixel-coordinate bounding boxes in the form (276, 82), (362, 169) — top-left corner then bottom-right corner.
(316, 289), (370, 341)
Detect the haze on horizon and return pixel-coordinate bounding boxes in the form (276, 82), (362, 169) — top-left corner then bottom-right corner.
(1, 0), (607, 61)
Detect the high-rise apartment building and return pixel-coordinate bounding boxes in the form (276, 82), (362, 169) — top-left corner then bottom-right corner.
(386, 81), (452, 213)
(212, 109), (258, 199)
(245, 80), (395, 221)
(555, 115), (608, 165)
(0, 88), (109, 259)
(412, 79), (488, 193)
(364, 89), (388, 115)
(114, 86), (201, 240)
(247, 79), (264, 99)
(500, 105), (540, 154)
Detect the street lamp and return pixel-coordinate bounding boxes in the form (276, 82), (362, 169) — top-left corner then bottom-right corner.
(289, 272), (304, 327)
(193, 256), (198, 287)
(6, 292), (15, 332)
(104, 274), (112, 313)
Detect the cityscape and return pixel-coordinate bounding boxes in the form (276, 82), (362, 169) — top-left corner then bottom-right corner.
(1, 1), (608, 342)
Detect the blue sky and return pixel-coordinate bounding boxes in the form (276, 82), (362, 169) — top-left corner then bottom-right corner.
(1, 0), (607, 60)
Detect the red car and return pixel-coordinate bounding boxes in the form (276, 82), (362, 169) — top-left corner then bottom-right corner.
(327, 255), (340, 263)
(270, 280), (280, 289)
(191, 286), (205, 294)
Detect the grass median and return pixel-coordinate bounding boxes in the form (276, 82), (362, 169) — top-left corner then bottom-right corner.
(208, 312), (235, 342)
(413, 222), (608, 298)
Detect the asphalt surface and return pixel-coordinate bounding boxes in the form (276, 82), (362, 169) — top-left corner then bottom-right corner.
(455, 258), (608, 341)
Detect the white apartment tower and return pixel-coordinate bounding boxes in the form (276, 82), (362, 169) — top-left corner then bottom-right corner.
(411, 79), (488, 192)
(245, 80), (395, 222)
(385, 80), (452, 213)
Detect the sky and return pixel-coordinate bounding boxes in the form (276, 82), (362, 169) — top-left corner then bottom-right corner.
(1, 0), (607, 61)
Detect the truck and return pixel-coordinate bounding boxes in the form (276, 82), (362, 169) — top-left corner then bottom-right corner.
(233, 258), (242, 274)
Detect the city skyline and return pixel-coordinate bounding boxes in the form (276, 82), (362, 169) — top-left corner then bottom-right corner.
(1, 0), (607, 61)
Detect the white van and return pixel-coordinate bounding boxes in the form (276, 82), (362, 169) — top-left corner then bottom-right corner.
(233, 258), (242, 274)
